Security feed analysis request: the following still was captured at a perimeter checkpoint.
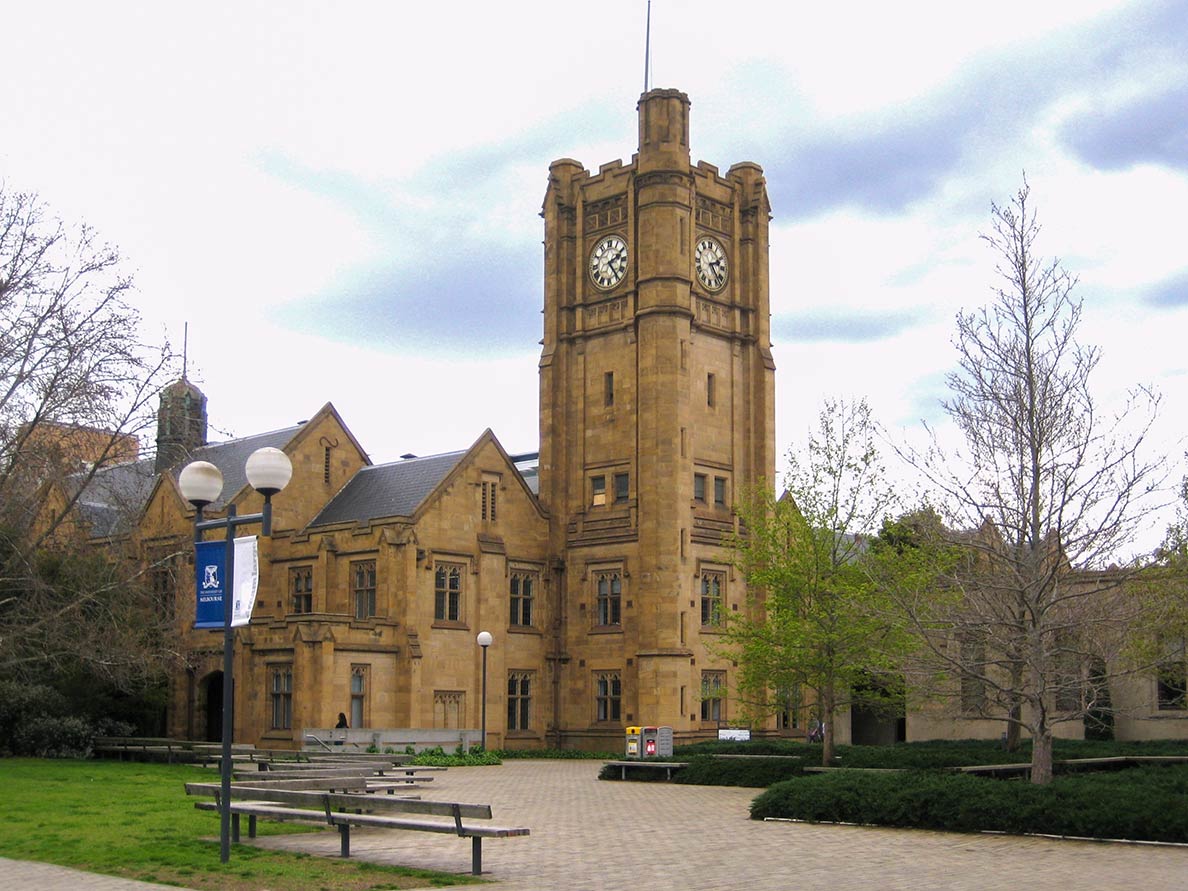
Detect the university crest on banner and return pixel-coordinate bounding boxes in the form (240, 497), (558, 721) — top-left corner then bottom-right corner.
(194, 537), (260, 629)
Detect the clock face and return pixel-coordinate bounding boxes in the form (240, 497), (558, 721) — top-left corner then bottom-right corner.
(696, 236), (728, 292)
(589, 235), (628, 290)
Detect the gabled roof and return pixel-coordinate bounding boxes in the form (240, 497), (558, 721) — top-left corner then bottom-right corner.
(183, 426), (304, 510)
(73, 459), (159, 538)
(72, 424), (304, 537)
(309, 431), (542, 529)
(309, 450), (467, 527)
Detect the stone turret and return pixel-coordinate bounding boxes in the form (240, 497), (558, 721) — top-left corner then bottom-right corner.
(155, 378), (207, 473)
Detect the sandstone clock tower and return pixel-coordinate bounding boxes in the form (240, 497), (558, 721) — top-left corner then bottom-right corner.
(539, 89), (775, 748)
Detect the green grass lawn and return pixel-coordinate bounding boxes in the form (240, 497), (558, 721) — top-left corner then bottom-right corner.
(0, 758), (482, 890)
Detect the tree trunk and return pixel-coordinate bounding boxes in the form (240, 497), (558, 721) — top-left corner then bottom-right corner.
(821, 683), (835, 766)
(1005, 698), (1022, 751)
(1030, 727), (1054, 784)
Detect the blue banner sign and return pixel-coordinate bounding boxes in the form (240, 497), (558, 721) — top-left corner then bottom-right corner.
(194, 539), (227, 629)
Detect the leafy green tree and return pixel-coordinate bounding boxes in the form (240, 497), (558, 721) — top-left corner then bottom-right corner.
(722, 397), (911, 765)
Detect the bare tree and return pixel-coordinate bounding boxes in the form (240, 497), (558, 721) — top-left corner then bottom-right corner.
(0, 184), (179, 688)
(899, 180), (1164, 784)
(893, 182), (1164, 788)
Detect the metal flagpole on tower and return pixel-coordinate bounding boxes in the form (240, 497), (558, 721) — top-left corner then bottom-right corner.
(643, 0), (651, 92)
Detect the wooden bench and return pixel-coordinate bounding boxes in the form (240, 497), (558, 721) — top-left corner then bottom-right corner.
(253, 760), (411, 774)
(231, 771), (433, 795)
(96, 737), (312, 766)
(604, 760), (689, 780)
(227, 776), (377, 792)
(225, 775), (428, 795)
(185, 784), (528, 875)
(235, 766), (435, 783)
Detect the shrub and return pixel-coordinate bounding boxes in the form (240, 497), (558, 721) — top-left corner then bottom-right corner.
(11, 714), (95, 758)
(409, 745), (502, 767)
(749, 765), (1188, 843)
(675, 739), (808, 757)
(496, 748), (617, 760)
(0, 680), (76, 756)
(674, 755), (804, 787)
(676, 737), (1188, 772)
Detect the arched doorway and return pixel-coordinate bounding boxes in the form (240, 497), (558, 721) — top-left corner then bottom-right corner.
(204, 672), (223, 742)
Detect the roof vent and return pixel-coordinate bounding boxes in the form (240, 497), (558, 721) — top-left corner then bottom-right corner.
(400, 453), (417, 460)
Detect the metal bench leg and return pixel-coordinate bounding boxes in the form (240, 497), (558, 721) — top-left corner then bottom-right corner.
(471, 837), (482, 875)
(231, 813), (240, 843)
(248, 815), (258, 838)
(339, 824), (350, 858)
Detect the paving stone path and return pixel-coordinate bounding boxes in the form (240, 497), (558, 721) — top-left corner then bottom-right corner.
(5, 759), (1187, 889)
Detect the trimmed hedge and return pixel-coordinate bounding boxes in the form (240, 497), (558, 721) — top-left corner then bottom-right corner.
(497, 748), (618, 760)
(675, 737), (1188, 770)
(749, 765), (1188, 843)
(676, 739), (809, 757)
(674, 755), (805, 787)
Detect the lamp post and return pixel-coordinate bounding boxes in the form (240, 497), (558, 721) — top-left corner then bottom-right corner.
(179, 447), (292, 864)
(476, 631), (492, 750)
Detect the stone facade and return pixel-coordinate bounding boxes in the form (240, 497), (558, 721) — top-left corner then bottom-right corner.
(153, 419), (553, 750)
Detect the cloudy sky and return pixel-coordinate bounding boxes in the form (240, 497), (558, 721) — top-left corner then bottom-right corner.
(4, 0), (1186, 553)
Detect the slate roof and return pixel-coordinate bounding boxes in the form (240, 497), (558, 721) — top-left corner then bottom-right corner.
(74, 459), (159, 538)
(184, 426), (303, 509)
(309, 450), (467, 527)
(73, 424), (304, 537)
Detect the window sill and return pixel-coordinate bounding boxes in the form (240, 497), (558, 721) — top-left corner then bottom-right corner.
(589, 625), (623, 634)
(261, 730), (293, 740)
(508, 625), (542, 635)
(699, 625), (724, 634)
(431, 621), (470, 631)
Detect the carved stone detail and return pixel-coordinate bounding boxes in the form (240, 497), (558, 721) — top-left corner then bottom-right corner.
(636, 171), (688, 189)
(697, 299), (732, 331)
(584, 297), (629, 328)
(584, 195), (626, 232)
(696, 196), (733, 234)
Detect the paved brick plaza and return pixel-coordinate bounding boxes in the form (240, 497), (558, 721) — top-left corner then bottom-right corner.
(5, 759), (1186, 890)
(260, 760), (1186, 890)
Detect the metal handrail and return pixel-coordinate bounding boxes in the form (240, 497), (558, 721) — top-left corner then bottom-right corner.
(303, 733), (333, 752)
